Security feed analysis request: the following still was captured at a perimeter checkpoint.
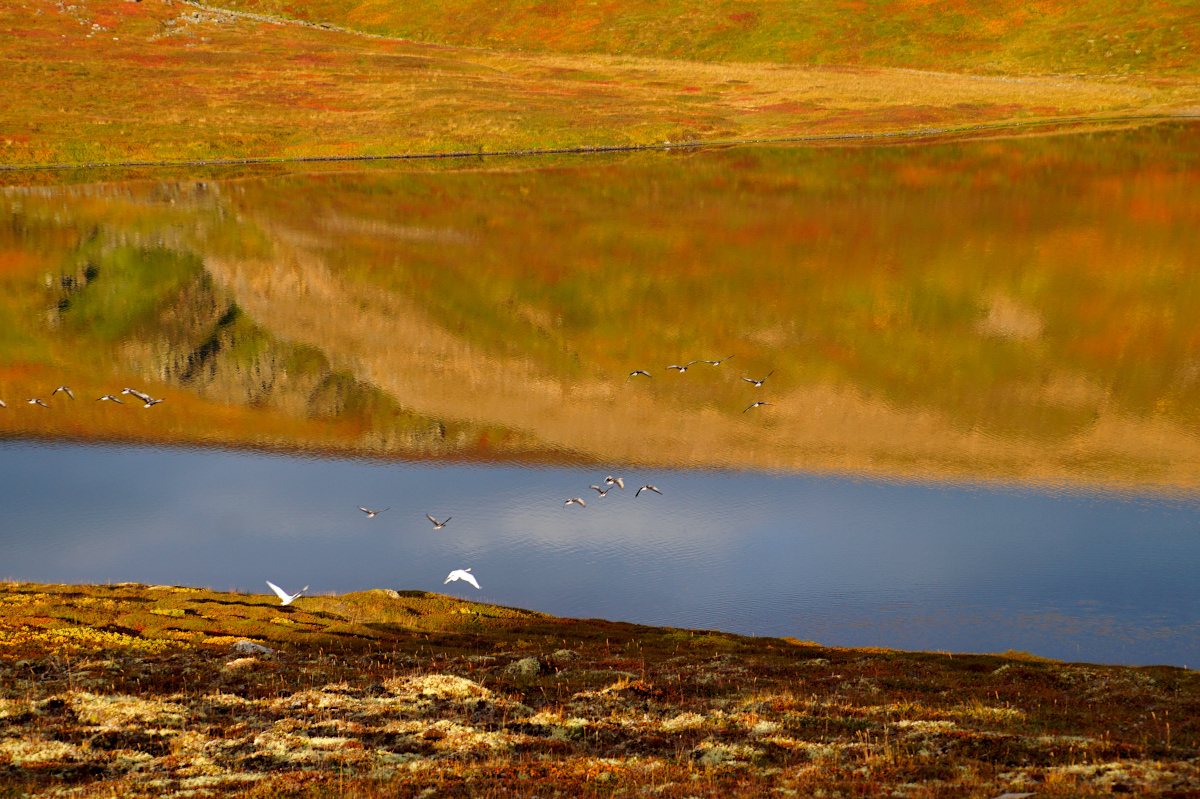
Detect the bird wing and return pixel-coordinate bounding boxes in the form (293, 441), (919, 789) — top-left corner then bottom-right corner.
(426, 514), (438, 525)
(0, 400), (6, 408)
(463, 573), (481, 589)
(743, 404), (754, 412)
(443, 517), (451, 525)
(615, 478), (624, 489)
(266, 581), (290, 602)
(65, 388), (74, 398)
(359, 507), (369, 513)
(741, 377), (757, 384)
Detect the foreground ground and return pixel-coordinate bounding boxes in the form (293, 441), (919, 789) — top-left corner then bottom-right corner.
(0, 583), (1196, 797)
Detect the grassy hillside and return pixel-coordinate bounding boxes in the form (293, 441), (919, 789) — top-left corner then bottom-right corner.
(1, 0), (1196, 169)
(0, 581), (1197, 797)
(209, 0), (1200, 78)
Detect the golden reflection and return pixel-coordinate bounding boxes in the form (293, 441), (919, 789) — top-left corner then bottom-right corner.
(3, 123), (1200, 490)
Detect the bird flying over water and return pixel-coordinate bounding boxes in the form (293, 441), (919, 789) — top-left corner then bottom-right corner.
(666, 361), (699, 373)
(426, 513), (451, 530)
(589, 485), (609, 497)
(636, 484), (663, 497)
(742, 371), (774, 387)
(266, 580), (307, 606)
(744, 401), (773, 413)
(701, 355), (734, 366)
(628, 370), (652, 379)
(358, 507), (388, 518)
(604, 476), (625, 489)
(122, 388), (152, 403)
(564, 498), (586, 508)
(26, 398), (49, 408)
(52, 386), (74, 399)
(97, 395), (123, 403)
(445, 568), (480, 590)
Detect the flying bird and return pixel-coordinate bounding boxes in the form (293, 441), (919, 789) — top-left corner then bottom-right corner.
(426, 513), (451, 530)
(122, 388), (152, 403)
(636, 484), (663, 497)
(358, 507), (389, 518)
(445, 568), (481, 590)
(97, 395), (124, 403)
(143, 398), (165, 408)
(666, 361), (699, 373)
(564, 498), (587, 508)
(701, 355), (734, 366)
(0, 400), (6, 408)
(266, 580), (307, 606)
(742, 371), (774, 387)
(26, 398), (49, 408)
(52, 386), (74, 399)
(603, 476), (625, 489)
(627, 370), (652, 379)
(744, 401), (773, 413)
(588, 485), (609, 497)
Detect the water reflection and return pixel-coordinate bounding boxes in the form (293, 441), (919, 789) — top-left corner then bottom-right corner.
(3, 125), (1200, 665)
(2, 123), (1200, 488)
(1, 440), (1197, 666)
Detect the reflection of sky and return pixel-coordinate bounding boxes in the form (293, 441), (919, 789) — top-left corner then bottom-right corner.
(1, 439), (1198, 667)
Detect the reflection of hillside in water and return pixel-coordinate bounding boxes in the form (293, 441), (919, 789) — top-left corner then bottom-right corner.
(4, 123), (1200, 488)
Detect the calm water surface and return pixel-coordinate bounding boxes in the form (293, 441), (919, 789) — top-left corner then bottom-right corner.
(2, 123), (1200, 665)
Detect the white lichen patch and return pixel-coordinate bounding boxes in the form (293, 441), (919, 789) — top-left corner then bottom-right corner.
(387, 674), (490, 701)
(660, 712), (706, 732)
(71, 692), (186, 728)
(222, 657), (259, 672)
(693, 739), (761, 766)
(0, 737), (81, 764)
(891, 719), (958, 736)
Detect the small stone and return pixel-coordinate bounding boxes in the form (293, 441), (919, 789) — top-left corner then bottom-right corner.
(230, 640), (275, 658)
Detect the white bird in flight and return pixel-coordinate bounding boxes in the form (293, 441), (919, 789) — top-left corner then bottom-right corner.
(628, 370), (652, 379)
(266, 580), (307, 606)
(744, 401), (773, 413)
(97, 395), (123, 403)
(666, 361), (699, 373)
(589, 485), (609, 497)
(604, 476), (625, 489)
(742, 371), (774, 387)
(0, 399), (6, 408)
(122, 388), (152, 403)
(26, 398), (49, 408)
(426, 513), (451, 529)
(564, 498), (586, 508)
(445, 568), (480, 589)
(701, 355), (734, 366)
(359, 507), (388, 518)
(52, 386), (74, 399)
(636, 484), (663, 497)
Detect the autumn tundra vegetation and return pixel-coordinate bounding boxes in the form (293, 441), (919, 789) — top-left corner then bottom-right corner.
(3, 0), (1200, 796)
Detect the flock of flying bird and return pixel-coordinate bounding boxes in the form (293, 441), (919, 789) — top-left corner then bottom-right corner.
(7, 355), (770, 607)
(293, 353), (773, 605)
(0, 385), (165, 409)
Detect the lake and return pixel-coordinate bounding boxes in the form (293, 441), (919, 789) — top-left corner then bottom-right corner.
(2, 122), (1200, 666)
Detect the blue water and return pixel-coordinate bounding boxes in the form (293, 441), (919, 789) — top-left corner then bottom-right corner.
(1, 439), (1197, 667)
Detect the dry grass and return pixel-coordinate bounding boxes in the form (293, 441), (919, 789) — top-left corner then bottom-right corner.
(0, 582), (1197, 797)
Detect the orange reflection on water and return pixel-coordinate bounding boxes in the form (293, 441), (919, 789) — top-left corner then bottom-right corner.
(3, 123), (1200, 492)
